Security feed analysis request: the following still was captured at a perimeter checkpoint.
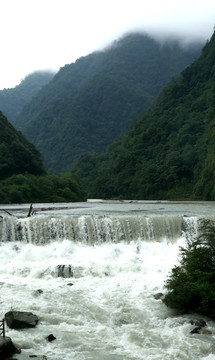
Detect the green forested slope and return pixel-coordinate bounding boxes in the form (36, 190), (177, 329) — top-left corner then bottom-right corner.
(0, 71), (54, 124)
(0, 172), (86, 203)
(74, 31), (215, 200)
(0, 111), (45, 179)
(0, 111), (86, 203)
(15, 33), (202, 173)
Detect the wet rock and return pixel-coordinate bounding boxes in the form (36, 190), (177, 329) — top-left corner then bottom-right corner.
(57, 265), (73, 278)
(202, 329), (212, 335)
(190, 326), (202, 334)
(190, 326), (212, 335)
(13, 245), (20, 251)
(34, 289), (43, 296)
(46, 334), (56, 342)
(189, 319), (207, 327)
(0, 336), (17, 357)
(153, 293), (164, 300)
(5, 311), (39, 329)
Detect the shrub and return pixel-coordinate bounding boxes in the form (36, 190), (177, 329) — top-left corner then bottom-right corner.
(163, 218), (215, 319)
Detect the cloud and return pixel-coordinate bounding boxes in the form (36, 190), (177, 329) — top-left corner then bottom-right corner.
(0, 0), (214, 89)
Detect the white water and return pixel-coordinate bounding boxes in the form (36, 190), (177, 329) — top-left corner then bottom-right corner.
(0, 201), (215, 360)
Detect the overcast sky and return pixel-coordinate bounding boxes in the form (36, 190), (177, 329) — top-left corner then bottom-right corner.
(0, 0), (215, 89)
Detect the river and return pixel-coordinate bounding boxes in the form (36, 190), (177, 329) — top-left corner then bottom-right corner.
(0, 200), (215, 360)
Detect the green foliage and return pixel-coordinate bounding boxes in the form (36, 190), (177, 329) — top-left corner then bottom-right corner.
(0, 173), (87, 203)
(0, 71), (54, 125)
(0, 110), (86, 203)
(0, 111), (45, 179)
(164, 219), (215, 319)
(74, 30), (215, 200)
(14, 33), (202, 173)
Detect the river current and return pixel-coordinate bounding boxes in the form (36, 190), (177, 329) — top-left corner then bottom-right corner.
(0, 200), (215, 360)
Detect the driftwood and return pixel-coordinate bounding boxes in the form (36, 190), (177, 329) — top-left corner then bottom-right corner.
(2, 209), (13, 216)
(27, 204), (33, 217)
(0, 203), (34, 218)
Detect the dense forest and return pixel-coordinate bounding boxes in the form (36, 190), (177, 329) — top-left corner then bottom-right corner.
(0, 111), (86, 203)
(164, 218), (215, 319)
(73, 31), (215, 200)
(0, 71), (54, 124)
(13, 33), (202, 173)
(0, 173), (86, 204)
(0, 111), (44, 179)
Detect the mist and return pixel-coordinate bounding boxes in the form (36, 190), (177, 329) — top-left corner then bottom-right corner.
(0, 0), (214, 89)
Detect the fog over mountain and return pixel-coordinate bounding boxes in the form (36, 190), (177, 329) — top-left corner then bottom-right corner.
(0, 0), (214, 89)
(0, 71), (55, 124)
(12, 32), (202, 173)
(74, 30), (215, 201)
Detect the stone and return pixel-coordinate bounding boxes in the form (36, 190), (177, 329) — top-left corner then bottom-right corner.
(153, 293), (164, 300)
(34, 289), (43, 296)
(190, 325), (212, 335)
(189, 319), (207, 327)
(57, 265), (73, 278)
(5, 311), (39, 329)
(202, 329), (212, 335)
(46, 334), (56, 342)
(190, 326), (202, 334)
(0, 336), (17, 357)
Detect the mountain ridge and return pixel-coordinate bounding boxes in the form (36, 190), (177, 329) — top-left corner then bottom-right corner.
(73, 30), (215, 200)
(0, 110), (45, 180)
(0, 71), (55, 125)
(13, 32), (202, 173)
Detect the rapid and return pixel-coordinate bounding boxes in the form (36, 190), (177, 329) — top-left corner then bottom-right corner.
(0, 200), (215, 360)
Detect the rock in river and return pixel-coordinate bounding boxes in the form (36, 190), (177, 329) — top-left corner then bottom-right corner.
(5, 311), (39, 329)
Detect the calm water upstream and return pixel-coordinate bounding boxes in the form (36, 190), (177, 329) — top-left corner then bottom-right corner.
(0, 200), (215, 360)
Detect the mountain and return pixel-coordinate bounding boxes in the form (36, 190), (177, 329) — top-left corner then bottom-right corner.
(73, 30), (215, 201)
(0, 111), (44, 179)
(14, 33), (202, 173)
(0, 71), (55, 124)
(0, 110), (86, 203)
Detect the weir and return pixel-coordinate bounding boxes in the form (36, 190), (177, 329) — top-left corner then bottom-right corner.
(0, 214), (200, 244)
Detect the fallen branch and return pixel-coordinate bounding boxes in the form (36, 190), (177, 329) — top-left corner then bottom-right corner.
(1, 209), (13, 216)
(27, 204), (33, 217)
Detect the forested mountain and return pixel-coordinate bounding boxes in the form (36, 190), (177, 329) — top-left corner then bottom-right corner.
(73, 30), (215, 200)
(14, 33), (202, 173)
(0, 110), (86, 203)
(0, 111), (44, 179)
(0, 71), (54, 124)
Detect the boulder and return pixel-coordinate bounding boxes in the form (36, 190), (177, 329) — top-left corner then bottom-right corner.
(33, 289), (43, 296)
(189, 319), (207, 327)
(5, 311), (38, 329)
(202, 329), (212, 335)
(190, 326), (202, 334)
(29, 355), (38, 358)
(0, 336), (17, 357)
(57, 265), (73, 278)
(46, 334), (56, 342)
(190, 326), (212, 335)
(153, 293), (164, 300)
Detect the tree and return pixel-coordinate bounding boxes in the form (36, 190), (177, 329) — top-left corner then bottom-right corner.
(163, 219), (215, 319)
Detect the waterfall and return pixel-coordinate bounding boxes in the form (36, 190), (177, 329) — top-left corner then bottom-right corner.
(0, 214), (199, 244)
(1, 204), (215, 360)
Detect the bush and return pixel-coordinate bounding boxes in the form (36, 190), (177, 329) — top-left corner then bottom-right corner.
(0, 173), (87, 203)
(163, 218), (215, 319)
